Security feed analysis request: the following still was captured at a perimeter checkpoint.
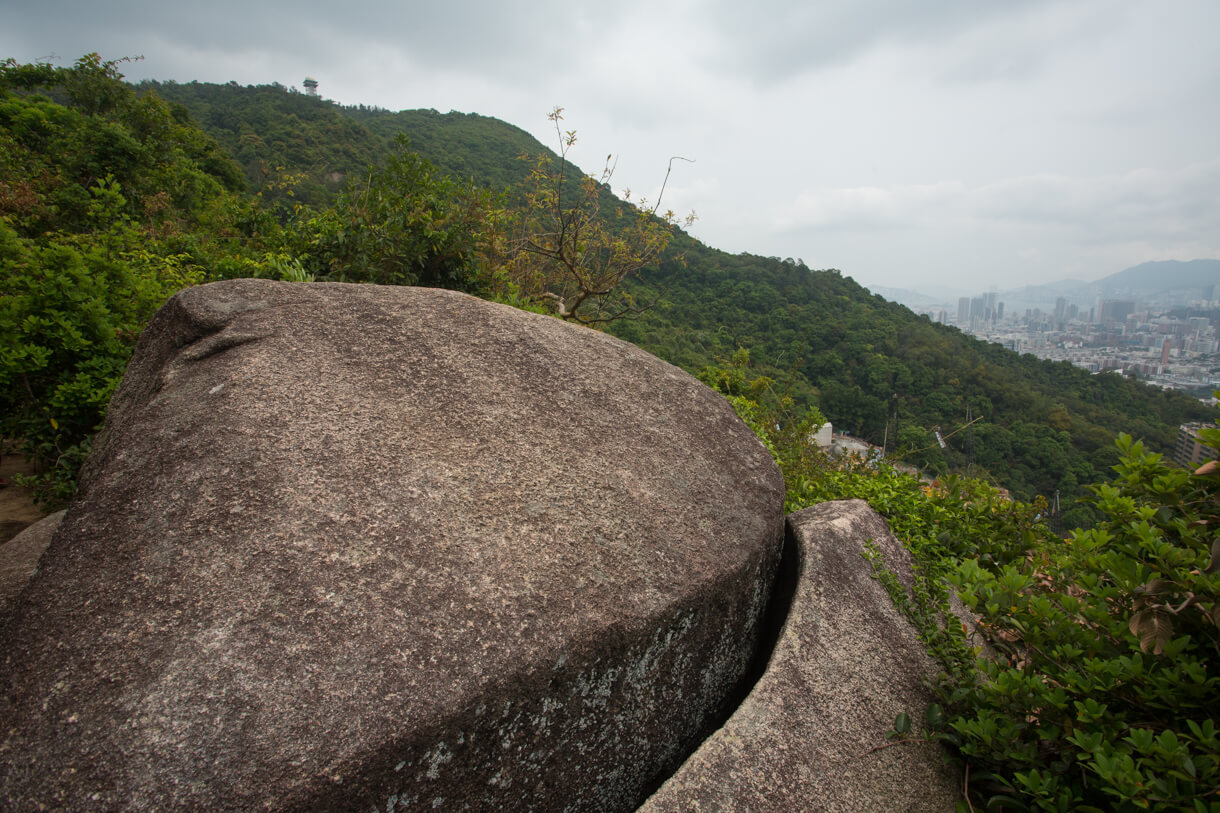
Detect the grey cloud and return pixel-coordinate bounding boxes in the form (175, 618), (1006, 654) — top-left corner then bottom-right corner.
(976, 163), (1220, 242)
(693, 0), (1060, 82)
(3, 0), (603, 81)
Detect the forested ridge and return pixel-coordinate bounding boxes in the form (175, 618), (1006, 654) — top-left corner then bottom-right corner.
(140, 79), (546, 210)
(144, 75), (1211, 523)
(3, 57), (1210, 517)
(615, 248), (1209, 518)
(5, 55), (1220, 811)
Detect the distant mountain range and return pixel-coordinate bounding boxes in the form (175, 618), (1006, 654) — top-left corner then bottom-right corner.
(871, 259), (1220, 313)
(1092, 259), (1220, 300)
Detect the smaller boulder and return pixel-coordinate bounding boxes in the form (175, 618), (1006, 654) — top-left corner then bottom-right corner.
(0, 511), (63, 627)
(642, 499), (961, 812)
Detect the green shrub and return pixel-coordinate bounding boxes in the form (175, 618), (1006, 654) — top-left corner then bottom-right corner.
(0, 180), (203, 505)
(705, 349), (1219, 810)
(294, 135), (496, 292)
(943, 432), (1220, 812)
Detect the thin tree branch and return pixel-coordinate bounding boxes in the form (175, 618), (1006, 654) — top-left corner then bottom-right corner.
(654, 156), (694, 215)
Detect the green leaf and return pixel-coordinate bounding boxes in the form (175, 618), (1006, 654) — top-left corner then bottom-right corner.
(926, 703), (944, 731)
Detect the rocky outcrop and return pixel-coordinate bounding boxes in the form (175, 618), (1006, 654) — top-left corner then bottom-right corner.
(642, 500), (961, 812)
(0, 280), (785, 811)
(0, 510), (63, 628)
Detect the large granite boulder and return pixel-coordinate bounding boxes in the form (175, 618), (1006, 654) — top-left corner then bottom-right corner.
(0, 280), (785, 811)
(642, 500), (961, 812)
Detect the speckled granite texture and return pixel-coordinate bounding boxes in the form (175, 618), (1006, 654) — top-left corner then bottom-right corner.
(0, 280), (785, 811)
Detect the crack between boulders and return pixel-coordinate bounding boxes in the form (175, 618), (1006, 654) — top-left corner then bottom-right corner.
(633, 519), (801, 808)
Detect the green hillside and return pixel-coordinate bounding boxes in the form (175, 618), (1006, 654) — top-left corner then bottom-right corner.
(144, 80), (1210, 519)
(611, 245), (1209, 515)
(5, 61), (1212, 519)
(142, 80), (548, 208)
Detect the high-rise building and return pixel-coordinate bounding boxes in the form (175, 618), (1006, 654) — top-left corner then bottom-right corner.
(957, 297), (970, 325)
(1100, 299), (1136, 324)
(1175, 424), (1213, 468)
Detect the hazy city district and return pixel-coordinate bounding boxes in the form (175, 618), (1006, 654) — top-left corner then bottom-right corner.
(917, 284), (1220, 400)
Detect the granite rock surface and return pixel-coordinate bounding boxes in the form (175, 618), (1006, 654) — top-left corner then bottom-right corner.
(0, 279), (785, 811)
(0, 510), (63, 627)
(641, 500), (961, 812)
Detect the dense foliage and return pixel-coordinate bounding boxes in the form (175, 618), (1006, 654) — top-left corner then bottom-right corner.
(706, 352), (1220, 811)
(0, 55), (263, 502)
(943, 433), (1220, 812)
(290, 135), (498, 291)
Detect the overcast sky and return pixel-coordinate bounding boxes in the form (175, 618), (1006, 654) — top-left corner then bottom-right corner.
(4, 0), (1218, 294)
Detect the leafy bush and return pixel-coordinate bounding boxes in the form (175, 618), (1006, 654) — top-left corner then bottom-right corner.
(0, 55), (311, 502)
(942, 432), (1220, 812)
(294, 134), (497, 292)
(0, 180), (203, 504)
(705, 349), (1219, 811)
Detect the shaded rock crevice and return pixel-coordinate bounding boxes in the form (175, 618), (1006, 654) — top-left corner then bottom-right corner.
(629, 518), (803, 806)
(641, 500), (961, 812)
(308, 543), (781, 813)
